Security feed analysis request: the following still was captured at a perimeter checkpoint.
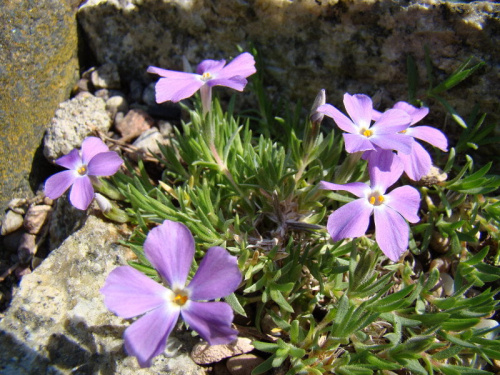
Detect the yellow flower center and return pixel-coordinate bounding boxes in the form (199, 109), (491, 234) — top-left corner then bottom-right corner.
(77, 165), (88, 176)
(172, 290), (189, 306)
(201, 72), (212, 81)
(368, 193), (385, 206)
(361, 128), (372, 137)
(399, 129), (407, 134)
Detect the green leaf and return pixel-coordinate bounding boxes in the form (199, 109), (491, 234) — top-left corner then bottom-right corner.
(439, 365), (492, 375)
(224, 292), (247, 317)
(270, 289), (294, 313)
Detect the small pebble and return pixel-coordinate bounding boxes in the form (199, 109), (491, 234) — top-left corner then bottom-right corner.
(142, 82), (157, 106)
(1, 210), (24, 236)
(106, 95), (129, 119)
(129, 80), (144, 103)
(18, 233), (38, 264)
(8, 198), (28, 215)
(191, 337), (254, 365)
(115, 108), (154, 140)
(24, 205), (52, 234)
(158, 120), (174, 137)
(226, 354), (265, 375)
(91, 62), (121, 89)
(131, 128), (167, 160)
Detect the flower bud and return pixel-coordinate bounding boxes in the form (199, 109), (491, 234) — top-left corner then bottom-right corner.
(309, 89), (326, 125)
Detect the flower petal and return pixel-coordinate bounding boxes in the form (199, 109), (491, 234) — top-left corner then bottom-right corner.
(326, 199), (372, 242)
(343, 133), (376, 153)
(55, 148), (81, 170)
(406, 126), (448, 151)
(373, 206), (409, 262)
(187, 247), (241, 301)
(144, 220), (195, 288)
(124, 305), (180, 368)
(181, 301), (238, 345)
(384, 186), (421, 223)
(317, 104), (357, 134)
(368, 151), (404, 192)
(154, 77), (204, 103)
(215, 52), (256, 79)
(87, 151), (123, 176)
(69, 176), (94, 210)
(370, 133), (413, 154)
(81, 137), (110, 164)
(398, 141), (432, 181)
(371, 109), (411, 134)
(343, 93), (373, 129)
(44, 170), (77, 199)
(207, 76), (248, 91)
(319, 181), (369, 198)
(147, 66), (197, 79)
(101, 266), (171, 319)
(196, 59), (226, 75)
(393, 101), (429, 125)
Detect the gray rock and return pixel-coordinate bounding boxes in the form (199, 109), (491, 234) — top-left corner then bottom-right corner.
(1, 211), (24, 236)
(0, 0), (79, 213)
(43, 94), (112, 162)
(91, 62), (121, 89)
(77, 0), (499, 124)
(0, 215), (204, 374)
(131, 128), (167, 160)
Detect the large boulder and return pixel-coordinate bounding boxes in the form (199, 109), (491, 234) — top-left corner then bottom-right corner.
(0, 214), (204, 374)
(77, 0), (499, 123)
(0, 0), (80, 213)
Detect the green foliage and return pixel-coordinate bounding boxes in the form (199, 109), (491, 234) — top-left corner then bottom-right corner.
(109, 52), (499, 375)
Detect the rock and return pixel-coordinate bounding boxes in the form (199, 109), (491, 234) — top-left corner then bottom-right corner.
(129, 80), (144, 103)
(23, 205), (52, 235)
(43, 94), (112, 162)
(91, 62), (121, 89)
(226, 354), (265, 375)
(17, 232), (38, 264)
(106, 95), (129, 119)
(0, 0), (79, 213)
(191, 337), (254, 365)
(474, 319), (499, 340)
(73, 77), (92, 95)
(7, 198), (29, 215)
(131, 128), (167, 160)
(158, 120), (174, 137)
(77, 0), (500, 124)
(1, 211), (24, 236)
(115, 109), (154, 140)
(0, 215), (204, 374)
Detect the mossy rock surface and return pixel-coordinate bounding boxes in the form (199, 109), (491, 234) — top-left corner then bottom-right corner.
(0, 0), (80, 212)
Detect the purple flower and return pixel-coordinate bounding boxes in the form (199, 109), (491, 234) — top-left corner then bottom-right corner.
(370, 101), (448, 180)
(317, 93), (413, 155)
(320, 158), (420, 261)
(44, 137), (123, 210)
(147, 52), (256, 113)
(100, 220), (242, 368)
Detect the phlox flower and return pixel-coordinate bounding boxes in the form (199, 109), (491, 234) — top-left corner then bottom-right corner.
(320, 158), (420, 261)
(317, 93), (413, 155)
(369, 101), (448, 180)
(44, 137), (123, 210)
(100, 220), (242, 368)
(147, 52), (256, 113)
